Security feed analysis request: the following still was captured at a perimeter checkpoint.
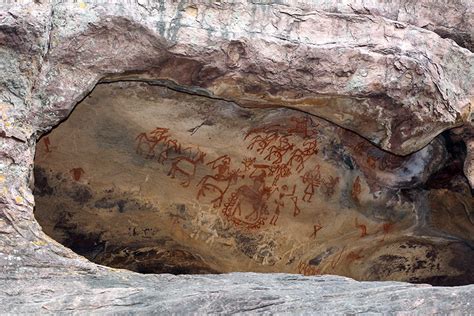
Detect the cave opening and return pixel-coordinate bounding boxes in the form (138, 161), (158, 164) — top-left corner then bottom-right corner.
(33, 80), (474, 285)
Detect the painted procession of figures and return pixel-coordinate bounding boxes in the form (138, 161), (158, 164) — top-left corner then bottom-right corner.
(135, 115), (342, 230)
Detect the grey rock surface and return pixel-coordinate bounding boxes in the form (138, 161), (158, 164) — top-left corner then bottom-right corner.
(2, 270), (474, 314)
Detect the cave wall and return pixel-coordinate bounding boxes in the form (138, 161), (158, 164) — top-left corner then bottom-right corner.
(0, 0), (473, 313)
(34, 81), (473, 284)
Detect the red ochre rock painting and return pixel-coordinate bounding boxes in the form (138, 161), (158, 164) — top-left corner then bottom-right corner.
(33, 81), (474, 286)
(70, 168), (85, 181)
(134, 116), (340, 231)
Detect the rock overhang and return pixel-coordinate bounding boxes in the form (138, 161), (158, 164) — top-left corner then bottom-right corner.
(2, 1), (472, 154)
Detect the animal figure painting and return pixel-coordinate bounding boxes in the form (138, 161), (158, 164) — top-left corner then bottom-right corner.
(134, 115), (348, 231)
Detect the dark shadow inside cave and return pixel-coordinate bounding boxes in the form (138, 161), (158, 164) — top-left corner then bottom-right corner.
(33, 80), (474, 285)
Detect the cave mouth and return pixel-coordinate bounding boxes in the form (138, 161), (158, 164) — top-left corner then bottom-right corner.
(33, 80), (474, 285)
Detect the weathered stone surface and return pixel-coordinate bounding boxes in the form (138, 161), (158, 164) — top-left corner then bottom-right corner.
(288, 0), (474, 52)
(0, 0), (473, 313)
(2, 271), (474, 314)
(34, 81), (473, 286)
(1, 1), (472, 155)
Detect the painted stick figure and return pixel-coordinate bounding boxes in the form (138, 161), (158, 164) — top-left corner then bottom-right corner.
(355, 218), (367, 237)
(351, 176), (362, 204)
(43, 136), (52, 153)
(269, 184), (299, 225)
(301, 165), (321, 202)
(70, 168), (85, 181)
(310, 223), (323, 239)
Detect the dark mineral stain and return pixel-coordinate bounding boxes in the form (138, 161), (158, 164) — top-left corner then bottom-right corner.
(176, 203), (186, 214)
(243, 83), (264, 94)
(67, 185), (92, 204)
(404, 240), (421, 249)
(196, 65), (224, 83)
(238, 109), (253, 119)
(102, 247), (218, 275)
(95, 197), (117, 209)
(368, 255), (408, 277)
(409, 274), (474, 287)
(378, 254), (407, 262)
(375, 241), (474, 286)
(94, 197), (128, 213)
(367, 240), (474, 286)
(235, 233), (259, 258)
(425, 249), (437, 260)
(117, 200), (126, 213)
(53, 211), (77, 231)
(342, 154), (355, 170)
(33, 167), (54, 196)
(309, 247), (337, 266)
(411, 259), (427, 272)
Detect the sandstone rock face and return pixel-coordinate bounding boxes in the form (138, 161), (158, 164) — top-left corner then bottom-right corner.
(0, 1), (473, 313)
(34, 81), (473, 285)
(288, 0), (474, 52)
(3, 1), (473, 155)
